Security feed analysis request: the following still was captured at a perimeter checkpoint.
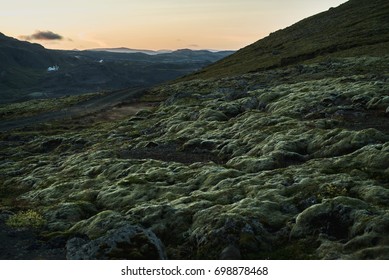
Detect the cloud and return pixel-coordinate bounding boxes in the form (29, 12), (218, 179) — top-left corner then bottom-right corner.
(20, 30), (64, 41)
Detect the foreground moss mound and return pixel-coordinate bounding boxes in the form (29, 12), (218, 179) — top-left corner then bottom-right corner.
(1, 56), (389, 259)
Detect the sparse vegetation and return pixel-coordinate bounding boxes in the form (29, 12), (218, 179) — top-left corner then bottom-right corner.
(0, 93), (103, 121)
(6, 210), (46, 229)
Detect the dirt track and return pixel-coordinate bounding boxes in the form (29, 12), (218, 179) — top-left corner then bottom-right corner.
(0, 87), (148, 132)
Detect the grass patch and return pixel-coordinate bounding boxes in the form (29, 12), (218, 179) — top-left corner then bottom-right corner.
(0, 92), (103, 121)
(6, 210), (47, 229)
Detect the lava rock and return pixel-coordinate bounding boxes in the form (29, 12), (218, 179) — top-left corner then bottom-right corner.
(66, 225), (167, 260)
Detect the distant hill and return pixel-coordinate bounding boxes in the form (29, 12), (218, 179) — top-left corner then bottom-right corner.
(0, 32), (69, 70)
(87, 47), (234, 57)
(88, 47), (172, 55)
(185, 0), (389, 80)
(0, 33), (234, 104)
(70, 48), (234, 64)
(0, 33), (77, 103)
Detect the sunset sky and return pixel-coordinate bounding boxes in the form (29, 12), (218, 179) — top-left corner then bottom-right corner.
(1, 0), (348, 51)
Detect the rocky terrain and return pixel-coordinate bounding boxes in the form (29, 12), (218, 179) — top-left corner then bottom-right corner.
(1, 54), (389, 259)
(1, 0), (389, 260)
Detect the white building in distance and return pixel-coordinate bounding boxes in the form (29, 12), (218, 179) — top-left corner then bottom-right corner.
(47, 65), (60, 72)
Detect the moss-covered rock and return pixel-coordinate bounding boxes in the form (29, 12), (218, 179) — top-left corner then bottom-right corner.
(66, 225), (167, 260)
(69, 210), (128, 239)
(44, 202), (98, 231)
(291, 196), (370, 240)
(2, 55), (389, 259)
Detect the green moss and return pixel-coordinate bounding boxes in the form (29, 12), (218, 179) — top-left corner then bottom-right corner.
(6, 210), (46, 229)
(318, 184), (348, 200)
(1, 47), (389, 260)
(69, 210), (127, 239)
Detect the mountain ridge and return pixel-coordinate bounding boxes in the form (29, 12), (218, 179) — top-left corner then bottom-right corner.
(185, 0), (389, 80)
(88, 47), (235, 56)
(87, 47), (172, 55)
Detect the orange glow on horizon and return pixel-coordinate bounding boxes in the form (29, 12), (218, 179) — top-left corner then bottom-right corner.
(1, 0), (348, 51)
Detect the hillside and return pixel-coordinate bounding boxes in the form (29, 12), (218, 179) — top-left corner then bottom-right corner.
(0, 32), (72, 102)
(185, 0), (389, 79)
(0, 32), (68, 70)
(1, 0), (389, 260)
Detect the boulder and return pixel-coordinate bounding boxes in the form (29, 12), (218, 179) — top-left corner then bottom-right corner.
(66, 225), (167, 260)
(291, 196), (369, 240)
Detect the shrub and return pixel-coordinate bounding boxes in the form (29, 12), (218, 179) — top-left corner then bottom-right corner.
(6, 210), (46, 229)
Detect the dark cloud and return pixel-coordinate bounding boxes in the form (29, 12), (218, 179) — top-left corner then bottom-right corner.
(20, 30), (63, 41)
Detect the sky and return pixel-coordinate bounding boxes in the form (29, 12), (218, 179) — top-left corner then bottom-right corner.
(0, 0), (348, 51)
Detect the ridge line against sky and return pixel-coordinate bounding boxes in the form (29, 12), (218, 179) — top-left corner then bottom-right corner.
(1, 0), (348, 51)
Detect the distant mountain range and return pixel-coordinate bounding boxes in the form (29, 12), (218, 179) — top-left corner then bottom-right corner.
(0, 32), (234, 103)
(88, 47), (234, 56)
(70, 48), (234, 64)
(88, 47), (173, 55)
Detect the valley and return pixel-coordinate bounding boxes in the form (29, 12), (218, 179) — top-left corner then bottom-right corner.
(0, 33), (233, 104)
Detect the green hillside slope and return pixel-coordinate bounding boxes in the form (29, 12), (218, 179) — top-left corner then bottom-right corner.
(186, 0), (389, 80)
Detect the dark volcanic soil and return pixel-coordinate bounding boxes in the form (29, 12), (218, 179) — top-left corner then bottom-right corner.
(0, 218), (66, 260)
